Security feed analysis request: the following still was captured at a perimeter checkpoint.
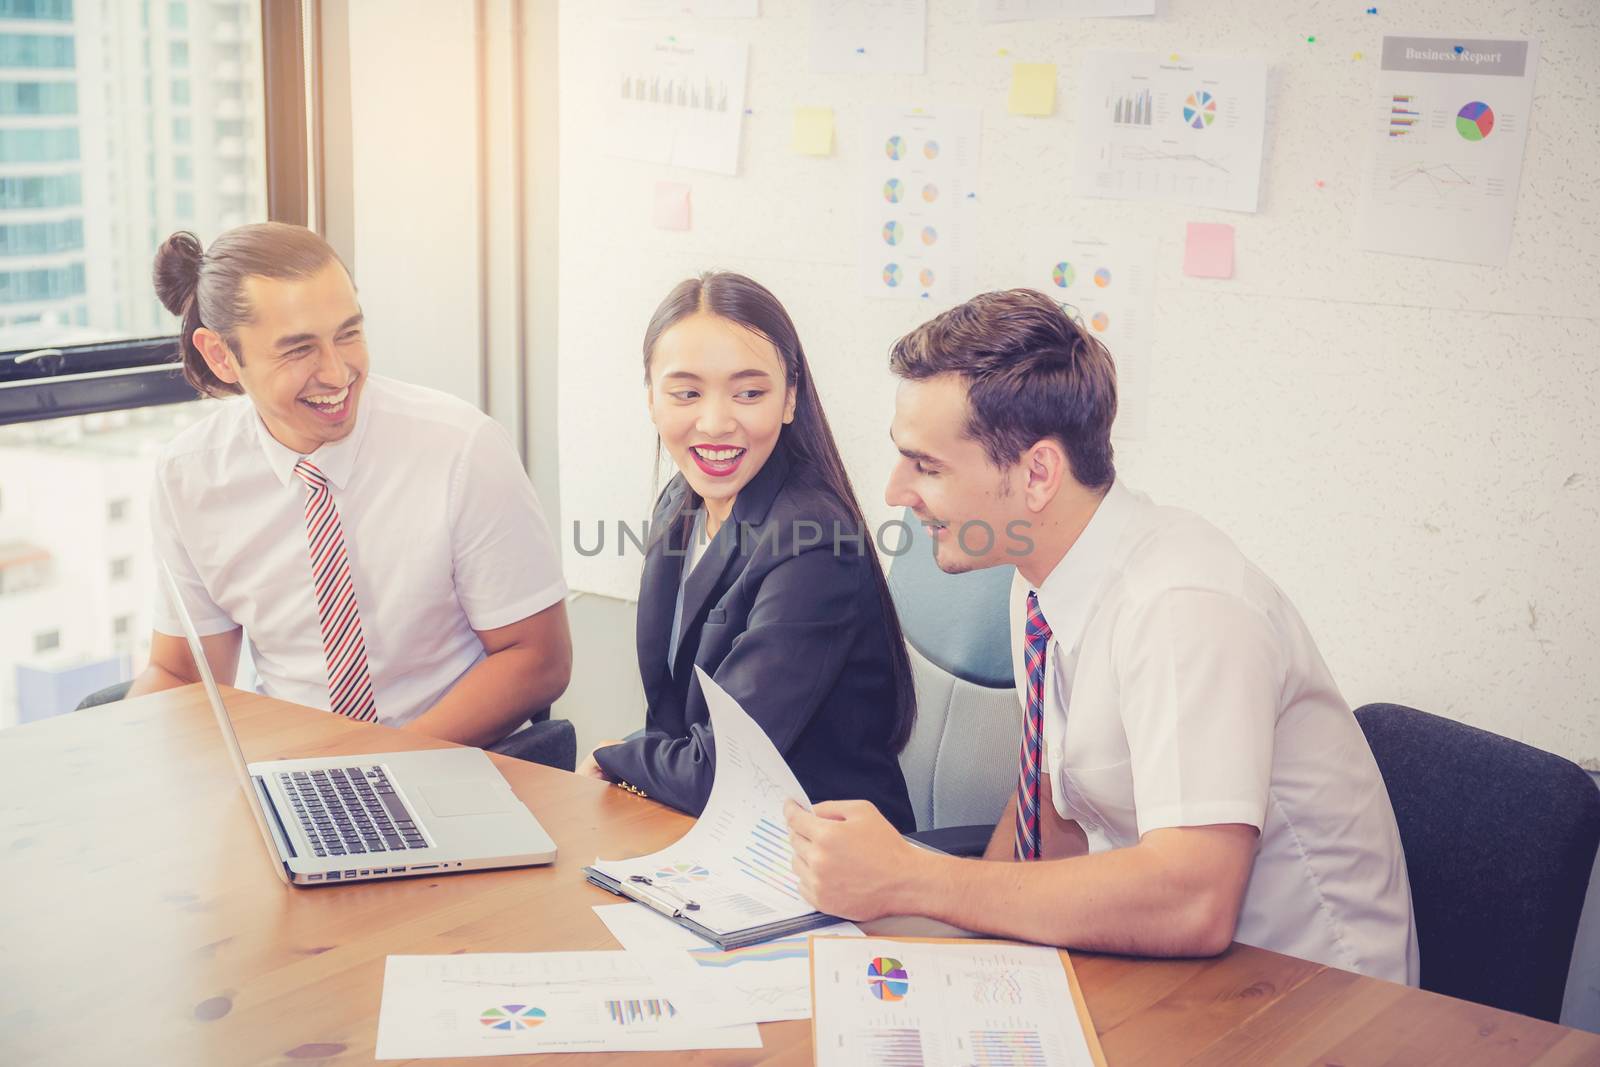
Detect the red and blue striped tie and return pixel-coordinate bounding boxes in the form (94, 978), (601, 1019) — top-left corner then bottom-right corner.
(1014, 591), (1052, 860)
(293, 459), (378, 722)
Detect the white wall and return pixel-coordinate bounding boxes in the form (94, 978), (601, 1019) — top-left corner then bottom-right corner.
(556, 0), (1600, 767)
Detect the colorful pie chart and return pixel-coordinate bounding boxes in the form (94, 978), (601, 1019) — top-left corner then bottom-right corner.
(867, 957), (910, 1002)
(480, 1005), (547, 1031)
(883, 178), (904, 203)
(883, 220), (904, 246)
(1093, 267), (1111, 288)
(1183, 90), (1217, 129)
(1052, 262), (1076, 288)
(919, 268), (936, 288)
(921, 226), (938, 246)
(653, 862), (711, 883)
(922, 183), (939, 203)
(885, 135), (906, 160)
(883, 264), (902, 287)
(1091, 311), (1110, 332)
(1456, 101), (1494, 141)
(923, 140), (940, 160)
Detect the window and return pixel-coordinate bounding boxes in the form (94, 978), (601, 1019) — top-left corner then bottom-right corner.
(0, 81), (77, 115)
(0, 264), (84, 303)
(168, 1), (187, 30)
(0, 127), (78, 163)
(173, 155), (191, 181)
(0, 174), (80, 209)
(172, 116), (190, 143)
(0, 34), (75, 69)
(169, 40), (187, 68)
(112, 614), (131, 638)
(174, 190), (193, 217)
(109, 556), (130, 581)
(0, 219), (84, 256)
(32, 630), (59, 654)
(107, 497), (129, 522)
(170, 80), (189, 106)
(0, 1), (74, 20)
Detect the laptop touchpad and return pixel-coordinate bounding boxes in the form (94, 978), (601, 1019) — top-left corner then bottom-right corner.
(419, 781), (514, 817)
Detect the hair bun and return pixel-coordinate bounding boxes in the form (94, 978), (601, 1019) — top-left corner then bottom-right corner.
(152, 231), (204, 316)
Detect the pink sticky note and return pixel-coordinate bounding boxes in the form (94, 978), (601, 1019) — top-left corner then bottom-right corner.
(1183, 222), (1234, 279)
(653, 182), (691, 231)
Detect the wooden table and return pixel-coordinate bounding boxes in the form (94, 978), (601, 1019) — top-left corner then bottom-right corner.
(3, 687), (1597, 1066)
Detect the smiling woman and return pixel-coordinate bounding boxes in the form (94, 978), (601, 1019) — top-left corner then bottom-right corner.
(579, 272), (918, 833)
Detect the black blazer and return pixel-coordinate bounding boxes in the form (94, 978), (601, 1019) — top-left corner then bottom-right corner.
(593, 444), (916, 833)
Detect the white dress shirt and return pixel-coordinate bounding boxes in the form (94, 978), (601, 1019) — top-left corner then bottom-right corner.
(1009, 480), (1419, 985)
(151, 375), (567, 727)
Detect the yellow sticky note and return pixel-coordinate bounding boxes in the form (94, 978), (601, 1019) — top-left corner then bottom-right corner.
(1008, 63), (1056, 117)
(792, 107), (834, 156)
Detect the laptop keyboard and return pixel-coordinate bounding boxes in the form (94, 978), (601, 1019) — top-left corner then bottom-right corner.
(276, 765), (428, 858)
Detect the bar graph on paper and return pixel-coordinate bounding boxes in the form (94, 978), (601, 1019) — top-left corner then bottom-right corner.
(734, 816), (804, 901)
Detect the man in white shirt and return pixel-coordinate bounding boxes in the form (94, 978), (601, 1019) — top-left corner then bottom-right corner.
(127, 223), (571, 746)
(786, 289), (1418, 983)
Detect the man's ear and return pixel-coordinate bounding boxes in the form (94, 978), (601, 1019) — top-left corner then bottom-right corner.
(193, 327), (241, 386)
(1022, 439), (1069, 512)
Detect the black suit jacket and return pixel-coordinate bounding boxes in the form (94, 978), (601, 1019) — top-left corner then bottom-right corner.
(593, 444), (916, 833)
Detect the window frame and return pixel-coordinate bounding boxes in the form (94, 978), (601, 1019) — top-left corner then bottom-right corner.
(0, 0), (313, 427)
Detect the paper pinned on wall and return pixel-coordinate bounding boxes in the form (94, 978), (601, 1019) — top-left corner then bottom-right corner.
(1030, 233), (1155, 439)
(1182, 222), (1234, 278)
(1355, 36), (1539, 266)
(810, 0), (927, 75)
(977, 0), (1155, 20)
(1009, 63), (1058, 116)
(1072, 50), (1268, 213)
(607, 30), (749, 175)
(792, 107), (836, 155)
(860, 105), (982, 305)
(653, 182), (692, 230)
(618, 0), (759, 16)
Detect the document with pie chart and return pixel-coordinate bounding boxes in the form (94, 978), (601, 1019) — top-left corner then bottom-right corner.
(810, 937), (1106, 1066)
(1357, 36), (1539, 266)
(1072, 50), (1268, 213)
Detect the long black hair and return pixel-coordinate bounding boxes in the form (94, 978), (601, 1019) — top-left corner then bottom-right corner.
(642, 271), (918, 753)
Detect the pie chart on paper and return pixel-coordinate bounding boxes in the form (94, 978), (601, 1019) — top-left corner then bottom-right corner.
(1456, 101), (1494, 140)
(866, 957), (910, 1001)
(480, 1005), (547, 1031)
(1183, 90), (1217, 129)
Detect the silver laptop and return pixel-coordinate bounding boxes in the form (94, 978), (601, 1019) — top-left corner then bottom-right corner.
(160, 564), (557, 886)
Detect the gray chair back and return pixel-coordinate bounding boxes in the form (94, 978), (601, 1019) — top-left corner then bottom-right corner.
(1355, 702), (1600, 1022)
(888, 510), (1019, 835)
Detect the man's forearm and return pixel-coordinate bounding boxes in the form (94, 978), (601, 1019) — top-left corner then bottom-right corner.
(894, 841), (1235, 958)
(403, 647), (567, 747)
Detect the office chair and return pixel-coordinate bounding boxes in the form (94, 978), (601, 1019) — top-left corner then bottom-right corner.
(1355, 702), (1600, 1022)
(888, 510), (1021, 856)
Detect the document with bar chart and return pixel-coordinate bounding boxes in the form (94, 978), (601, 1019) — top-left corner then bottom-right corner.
(374, 951), (761, 1058)
(1072, 50), (1267, 212)
(1356, 36), (1538, 265)
(586, 667), (837, 948)
(811, 937), (1105, 1066)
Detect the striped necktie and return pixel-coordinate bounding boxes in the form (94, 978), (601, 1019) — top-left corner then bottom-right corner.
(292, 459), (378, 722)
(1014, 591), (1052, 861)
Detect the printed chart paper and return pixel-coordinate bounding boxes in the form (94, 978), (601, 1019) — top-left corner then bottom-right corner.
(606, 30), (748, 175)
(596, 902), (862, 1023)
(374, 951), (761, 1059)
(861, 106), (981, 304)
(589, 668), (819, 938)
(811, 937), (1101, 1066)
(619, 0), (758, 16)
(1032, 234), (1154, 439)
(1356, 36), (1538, 266)
(1073, 50), (1267, 212)
(810, 0), (927, 74)
(977, 0), (1154, 19)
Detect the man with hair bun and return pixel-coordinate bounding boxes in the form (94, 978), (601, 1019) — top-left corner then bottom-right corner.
(786, 289), (1419, 985)
(129, 222), (571, 746)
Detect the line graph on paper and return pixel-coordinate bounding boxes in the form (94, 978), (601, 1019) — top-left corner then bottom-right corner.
(1387, 161), (1472, 196)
